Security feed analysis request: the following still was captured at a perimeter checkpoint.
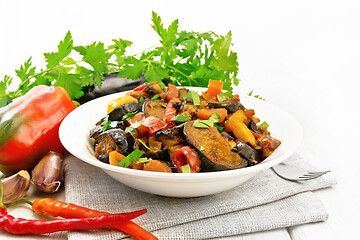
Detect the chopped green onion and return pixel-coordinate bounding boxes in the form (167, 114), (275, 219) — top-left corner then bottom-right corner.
(184, 90), (201, 106)
(155, 102), (167, 108)
(171, 115), (190, 122)
(208, 112), (220, 123)
(151, 94), (160, 100)
(260, 121), (270, 128)
(122, 110), (139, 121)
(214, 124), (224, 132)
(192, 119), (214, 128)
(158, 82), (166, 89)
(217, 91), (233, 102)
(137, 157), (153, 163)
(101, 115), (112, 132)
(199, 146), (205, 151)
(119, 149), (143, 168)
(139, 96), (145, 103)
(138, 139), (150, 150)
(181, 164), (191, 173)
(125, 122), (142, 134)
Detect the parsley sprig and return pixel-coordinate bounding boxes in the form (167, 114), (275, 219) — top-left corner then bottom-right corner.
(0, 11), (239, 107)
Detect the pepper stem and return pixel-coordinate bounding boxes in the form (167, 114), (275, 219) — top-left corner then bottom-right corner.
(0, 180), (5, 209)
(6, 199), (33, 208)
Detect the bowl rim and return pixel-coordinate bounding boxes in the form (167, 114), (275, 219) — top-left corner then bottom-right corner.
(59, 87), (303, 181)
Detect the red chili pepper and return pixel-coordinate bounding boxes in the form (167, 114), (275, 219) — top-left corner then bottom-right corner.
(171, 146), (201, 173)
(164, 98), (182, 128)
(0, 85), (77, 174)
(132, 83), (147, 91)
(0, 207), (145, 235)
(32, 198), (157, 240)
(164, 84), (179, 102)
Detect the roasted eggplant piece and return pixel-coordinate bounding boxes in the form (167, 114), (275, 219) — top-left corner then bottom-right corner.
(155, 124), (184, 139)
(207, 99), (244, 114)
(155, 125), (185, 156)
(248, 119), (262, 134)
(142, 100), (167, 118)
(231, 140), (261, 165)
(178, 101), (198, 119)
(183, 121), (247, 171)
(90, 121), (126, 139)
(94, 129), (135, 163)
(108, 102), (142, 121)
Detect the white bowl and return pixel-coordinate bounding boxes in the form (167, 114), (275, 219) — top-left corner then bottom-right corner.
(59, 87), (302, 197)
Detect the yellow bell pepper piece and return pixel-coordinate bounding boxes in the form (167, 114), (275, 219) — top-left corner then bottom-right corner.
(109, 151), (126, 166)
(227, 110), (257, 147)
(107, 95), (138, 113)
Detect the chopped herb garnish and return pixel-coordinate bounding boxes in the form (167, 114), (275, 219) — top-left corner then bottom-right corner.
(125, 122), (141, 134)
(101, 115), (112, 132)
(192, 119), (214, 128)
(119, 149), (143, 168)
(199, 146), (205, 151)
(138, 139), (150, 150)
(158, 82), (166, 89)
(192, 112), (220, 129)
(122, 110), (139, 121)
(181, 164), (191, 173)
(137, 157), (153, 163)
(217, 90), (233, 102)
(184, 90), (201, 106)
(155, 102), (167, 108)
(139, 96), (145, 102)
(171, 115), (190, 122)
(260, 121), (270, 128)
(151, 94), (160, 100)
(208, 112), (221, 123)
(214, 124), (224, 132)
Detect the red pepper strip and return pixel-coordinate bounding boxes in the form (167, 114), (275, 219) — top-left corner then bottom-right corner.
(164, 98), (182, 128)
(171, 146), (201, 173)
(132, 83), (147, 91)
(32, 198), (158, 240)
(0, 85), (77, 174)
(0, 207), (145, 235)
(141, 116), (168, 135)
(164, 84), (179, 103)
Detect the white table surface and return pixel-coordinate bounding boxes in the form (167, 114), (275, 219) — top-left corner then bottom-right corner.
(1, 0), (359, 239)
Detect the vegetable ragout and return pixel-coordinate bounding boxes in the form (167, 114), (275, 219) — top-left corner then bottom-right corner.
(90, 80), (281, 173)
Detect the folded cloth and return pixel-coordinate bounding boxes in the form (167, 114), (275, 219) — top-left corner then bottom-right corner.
(64, 153), (336, 240)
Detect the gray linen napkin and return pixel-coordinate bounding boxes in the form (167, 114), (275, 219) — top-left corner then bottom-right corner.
(64, 154), (336, 240)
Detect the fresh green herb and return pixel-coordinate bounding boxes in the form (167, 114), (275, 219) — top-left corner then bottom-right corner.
(158, 82), (166, 89)
(248, 90), (266, 101)
(125, 122), (141, 134)
(122, 110), (139, 120)
(183, 90), (201, 106)
(139, 96), (145, 102)
(137, 157), (153, 163)
(199, 146), (205, 151)
(214, 123), (224, 132)
(0, 11), (239, 107)
(151, 94), (160, 100)
(138, 139), (150, 150)
(192, 112), (220, 128)
(217, 90), (233, 102)
(192, 119), (214, 128)
(171, 114), (190, 122)
(260, 121), (270, 128)
(119, 149), (143, 168)
(181, 164), (191, 173)
(101, 115), (112, 132)
(155, 102), (167, 108)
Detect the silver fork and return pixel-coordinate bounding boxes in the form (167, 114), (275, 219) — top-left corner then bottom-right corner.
(272, 163), (330, 181)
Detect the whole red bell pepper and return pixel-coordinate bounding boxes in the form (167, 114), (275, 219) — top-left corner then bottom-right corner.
(0, 85), (77, 174)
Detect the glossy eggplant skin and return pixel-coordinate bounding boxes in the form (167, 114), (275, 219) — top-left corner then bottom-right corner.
(108, 101), (142, 121)
(90, 121), (126, 140)
(207, 99), (244, 114)
(183, 121), (247, 171)
(231, 140), (261, 165)
(155, 124), (184, 139)
(94, 129), (135, 163)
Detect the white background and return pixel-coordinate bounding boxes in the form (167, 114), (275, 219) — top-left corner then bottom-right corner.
(1, 0), (359, 239)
